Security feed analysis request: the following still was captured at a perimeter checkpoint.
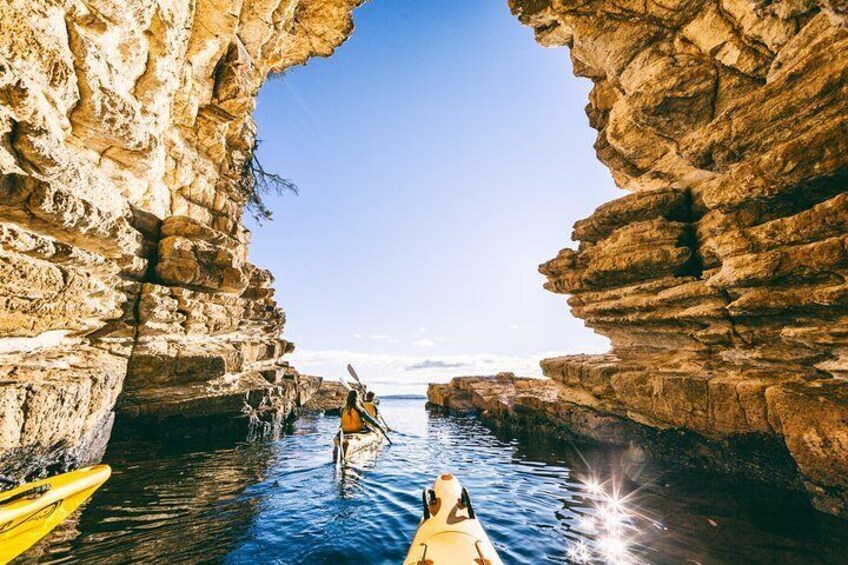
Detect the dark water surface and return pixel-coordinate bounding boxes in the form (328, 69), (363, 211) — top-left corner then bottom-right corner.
(19, 399), (848, 564)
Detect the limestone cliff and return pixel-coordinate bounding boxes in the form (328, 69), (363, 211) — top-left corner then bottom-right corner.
(506, 0), (848, 516)
(0, 0), (362, 479)
(4, 0), (848, 522)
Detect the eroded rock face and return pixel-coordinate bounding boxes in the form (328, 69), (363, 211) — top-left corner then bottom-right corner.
(300, 379), (348, 415)
(429, 374), (801, 486)
(4, 0), (848, 521)
(0, 0), (363, 480)
(511, 0), (848, 516)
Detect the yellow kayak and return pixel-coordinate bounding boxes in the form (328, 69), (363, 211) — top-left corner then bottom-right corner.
(0, 465), (111, 564)
(404, 474), (504, 565)
(333, 429), (384, 464)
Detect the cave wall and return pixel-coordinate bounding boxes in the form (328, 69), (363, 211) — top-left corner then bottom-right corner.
(0, 0), (362, 479)
(509, 0), (848, 515)
(3, 0), (848, 519)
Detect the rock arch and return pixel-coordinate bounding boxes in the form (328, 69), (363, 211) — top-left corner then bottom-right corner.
(1, 0), (847, 516)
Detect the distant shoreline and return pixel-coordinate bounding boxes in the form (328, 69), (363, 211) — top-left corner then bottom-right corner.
(381, 394), (427, 400)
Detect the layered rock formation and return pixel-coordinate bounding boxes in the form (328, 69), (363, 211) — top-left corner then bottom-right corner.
(300, 379), (348, 415)
(507, 0), (848, 516)
(429, 374), (801, 485)
(3, 0), (848, 522)
(0, 0), (362, 479)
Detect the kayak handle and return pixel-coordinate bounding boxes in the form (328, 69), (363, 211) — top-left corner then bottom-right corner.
(0, 484), (51, 506)
(422, 488), (437, 519)
(421, 489), (430, 519)
(415, 543), (429, 565)
(474, 540), (492, 565)
(460, 486), (476, 519)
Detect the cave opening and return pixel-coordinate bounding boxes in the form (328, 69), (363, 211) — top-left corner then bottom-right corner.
(246, 0), (617, 395)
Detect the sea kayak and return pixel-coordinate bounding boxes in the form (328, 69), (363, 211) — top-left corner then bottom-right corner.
(403, 474), (504, 565)
(0, 464), (111, 563)
(333, 429), (383, 464)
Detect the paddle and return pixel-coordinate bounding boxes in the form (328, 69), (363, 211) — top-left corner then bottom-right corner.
(347, 364), (393, 432)
(373, 420), (394, 445)
(346, 364), (366, 393)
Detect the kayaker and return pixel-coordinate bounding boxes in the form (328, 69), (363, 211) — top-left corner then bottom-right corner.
(363, 391), (392, 432)
(340, 390), (381, 434)
(363, 391), (379, 419)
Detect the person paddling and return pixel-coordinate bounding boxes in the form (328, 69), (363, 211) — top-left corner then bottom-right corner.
(363, 391), (392, 432)
(363, 391), (378, 419)
(340, 390), (383, 434)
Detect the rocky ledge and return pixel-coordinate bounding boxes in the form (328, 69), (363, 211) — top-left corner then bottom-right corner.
(501, 0), (848, 518)
(300, 380), (348, 415)
(118, 364), (323, 442)
(3, 0), (848, 524)
(430, 372), (847, 517)
(0, 0), (363, 480)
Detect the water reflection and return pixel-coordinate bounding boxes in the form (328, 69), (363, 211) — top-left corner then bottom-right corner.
(335, 444), (385, 500)
(16, 399), (848, 564)
(18, 438), (278, 564)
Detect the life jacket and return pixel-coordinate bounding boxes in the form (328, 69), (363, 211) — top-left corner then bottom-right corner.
(341, 407), (364, 433)
(363, 401), (377, 418)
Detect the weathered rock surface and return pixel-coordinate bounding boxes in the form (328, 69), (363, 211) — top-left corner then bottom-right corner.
(429, 374), (801, 486)
(301, 379), (348, 415)
(0, 0), (362, 480)
(3, 0), (848, 523)
(512, 0), (848, 517)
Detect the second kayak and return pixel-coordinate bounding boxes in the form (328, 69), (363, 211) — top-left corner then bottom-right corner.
(404, 473), (504, 565)
(0, 464), (111, 564)
(333, 429), (384, 465)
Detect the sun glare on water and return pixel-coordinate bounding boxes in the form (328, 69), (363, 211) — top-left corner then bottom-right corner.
(567, 476), (665, 565)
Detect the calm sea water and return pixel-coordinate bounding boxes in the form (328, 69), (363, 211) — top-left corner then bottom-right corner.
(18, 399), (848, 564)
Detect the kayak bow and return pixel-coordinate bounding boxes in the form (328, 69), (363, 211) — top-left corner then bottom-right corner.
(0, 465), (111, 563)
(404, 474), (504, 565)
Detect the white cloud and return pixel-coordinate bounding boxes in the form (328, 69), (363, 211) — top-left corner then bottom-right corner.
(418, 327), (428, 333)
(406, 360), (465, 370)
(412, 338), (435, 348)
(352, 333), (363, 338)
(509, 323), (520, 330)
(287, 346), (609, 395)
(368, 334), (391, 340)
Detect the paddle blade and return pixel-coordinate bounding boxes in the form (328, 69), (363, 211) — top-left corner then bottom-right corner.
(347, 364), (362, 384)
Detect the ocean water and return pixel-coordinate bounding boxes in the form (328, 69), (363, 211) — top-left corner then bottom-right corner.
(19, 399), (848, 564)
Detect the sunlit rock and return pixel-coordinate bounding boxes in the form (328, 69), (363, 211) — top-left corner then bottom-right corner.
(509, 0), (848, 517)
(0, 0), (364, 480)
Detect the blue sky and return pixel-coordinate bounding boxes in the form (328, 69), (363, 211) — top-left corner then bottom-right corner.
(249, 0), (620, 394)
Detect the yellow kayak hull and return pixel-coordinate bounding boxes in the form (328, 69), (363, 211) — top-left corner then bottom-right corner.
(0, 464), (111, 564)
(404, 474), (504, 565)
